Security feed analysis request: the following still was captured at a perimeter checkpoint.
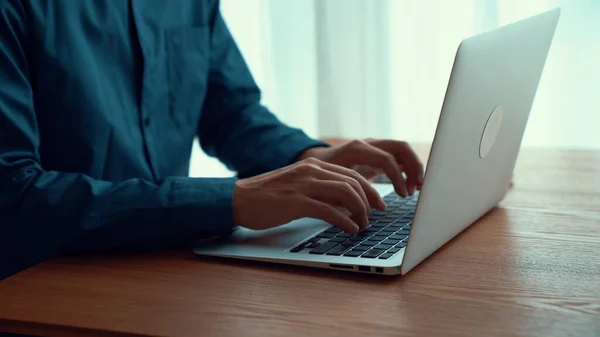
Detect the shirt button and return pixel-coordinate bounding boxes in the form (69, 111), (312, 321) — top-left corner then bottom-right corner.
(143, 117), (151, 126)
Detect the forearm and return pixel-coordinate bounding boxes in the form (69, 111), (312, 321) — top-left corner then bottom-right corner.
(1, 162), (235, 278)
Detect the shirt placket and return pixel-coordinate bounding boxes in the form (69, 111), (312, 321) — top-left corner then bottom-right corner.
(131, 0), (161, 181)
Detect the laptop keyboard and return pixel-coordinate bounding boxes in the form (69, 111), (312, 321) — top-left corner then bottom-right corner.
(289, 192), (417, 259)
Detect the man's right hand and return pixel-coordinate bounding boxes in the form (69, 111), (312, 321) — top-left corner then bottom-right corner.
(232, 157), (387, 233)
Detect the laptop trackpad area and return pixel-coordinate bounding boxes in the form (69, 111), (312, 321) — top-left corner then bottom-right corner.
(194, 218), (330, 253)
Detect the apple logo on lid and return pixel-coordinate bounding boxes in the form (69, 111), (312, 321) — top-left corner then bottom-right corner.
(479, 105), (503, 158)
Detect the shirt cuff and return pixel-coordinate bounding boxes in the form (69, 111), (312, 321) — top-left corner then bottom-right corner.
(169, 176), (237, 235)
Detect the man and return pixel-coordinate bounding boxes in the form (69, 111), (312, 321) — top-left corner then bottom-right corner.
(0, 0), (423, 280)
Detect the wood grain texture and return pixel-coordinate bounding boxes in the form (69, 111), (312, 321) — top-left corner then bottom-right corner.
(1, 143), (599, 337)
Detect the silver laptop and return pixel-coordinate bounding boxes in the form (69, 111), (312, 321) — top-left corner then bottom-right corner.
(193, 8), (560, 275)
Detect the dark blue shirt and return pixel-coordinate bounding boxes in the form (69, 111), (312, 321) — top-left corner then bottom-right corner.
(0, 0), (325, 279)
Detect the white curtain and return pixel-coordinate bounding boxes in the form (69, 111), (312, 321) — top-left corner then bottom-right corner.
(388, 0), (600, 149)
(190, 0), (600, 177)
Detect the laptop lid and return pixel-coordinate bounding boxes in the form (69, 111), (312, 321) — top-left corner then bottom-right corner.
(400, 8), (561, 275)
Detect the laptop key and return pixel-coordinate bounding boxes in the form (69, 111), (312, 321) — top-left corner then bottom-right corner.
(290, 245), (305, 252)
(395, 218), (410, 224)
(389, 234), (407, 240)
(361, 240), (379, 246)
(354, 245), (371, 251)
(396, 229), (410, 235)
(337, 233), (353, 238)
(309, 241), (338, 254)
(317, 232), (335, 238)
(395, 242), (407, 248)
(356, 230), (372, 237)
(306, 241), (321, 248)
(382, 239), (400, 245)
(329, 237), (347, 243)
(379, 253), (394, 259)
(388, 247), (401, 253)
(290, 237), (317, 252)
(343, 250), (364, 257)
(374, 244), (393, 250)
(325, 227), (342, 234)
(371, 235), (388, 241)
(326, 244), (354, 256)
(361, 248), (385, 258)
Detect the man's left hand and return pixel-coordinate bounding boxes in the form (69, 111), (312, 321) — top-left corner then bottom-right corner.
(298, 139), (424, 197)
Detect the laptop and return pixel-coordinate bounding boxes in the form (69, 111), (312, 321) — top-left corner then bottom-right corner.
(193, 8), (561, 275)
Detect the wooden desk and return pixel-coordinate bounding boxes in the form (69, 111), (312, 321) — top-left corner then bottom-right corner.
(1, 144), (599, 337)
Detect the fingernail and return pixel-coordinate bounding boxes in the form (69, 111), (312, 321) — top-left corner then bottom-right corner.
(352, 224), (360, 233)
(378, 199), (387, 210)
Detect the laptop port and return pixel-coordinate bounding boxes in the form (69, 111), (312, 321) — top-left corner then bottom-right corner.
(357, 266), (371, 272)
(329, 264), (353, 270)
(375, 267), (384, 273)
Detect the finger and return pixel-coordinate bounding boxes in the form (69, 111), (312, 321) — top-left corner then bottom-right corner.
(354, 165), (383, 180)
(341, 141), (409, 197)
(373, 140), (424, 194)
(315, 161), (386, 210)
(299, 198), (360, 233)
(305, 180), (369, 228)
(296, 159), (377, 212)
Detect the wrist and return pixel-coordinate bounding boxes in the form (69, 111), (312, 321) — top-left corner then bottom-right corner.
(296, 146), (329, 162)
(232, 179), (249, 227)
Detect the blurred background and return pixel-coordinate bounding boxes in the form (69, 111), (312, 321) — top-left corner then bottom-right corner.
(191, 0), (600, 177)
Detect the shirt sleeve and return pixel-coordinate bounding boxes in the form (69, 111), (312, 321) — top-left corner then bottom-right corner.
(197, 1), (329, 179)
(0, 2), (235, 279)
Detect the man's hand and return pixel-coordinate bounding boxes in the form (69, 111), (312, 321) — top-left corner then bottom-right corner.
(233, 157), (387, 233)
(298, 139), (424, 197)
